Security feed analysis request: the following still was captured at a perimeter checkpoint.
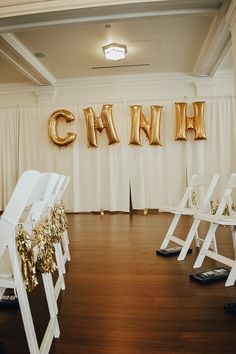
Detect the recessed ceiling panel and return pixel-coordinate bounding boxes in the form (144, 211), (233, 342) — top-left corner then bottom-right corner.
(0, 55), (31, 84)
(15, 15), (213, 79)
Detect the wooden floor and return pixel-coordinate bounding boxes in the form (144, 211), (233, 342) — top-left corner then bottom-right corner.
(1, 212), (236, 354)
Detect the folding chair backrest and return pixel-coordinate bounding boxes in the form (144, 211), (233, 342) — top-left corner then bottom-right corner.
(56, 176), (70, 202)
(47, 175), (66, 208)
(215, 173), (236, 216)
(24, 172), (60, 227)
(0, 170), (40, 258)
(178, 174), (198, 209)
(180, 173), (219, 212)
(227, 173), (236, 189)
(195, 174), (220, 213)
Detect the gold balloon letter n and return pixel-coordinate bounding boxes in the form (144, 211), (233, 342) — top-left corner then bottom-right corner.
(48, 109), (77, 147)
(175, 101), (207, 141)
(84, 104), (120, 148)
(129, 105), (163, 145)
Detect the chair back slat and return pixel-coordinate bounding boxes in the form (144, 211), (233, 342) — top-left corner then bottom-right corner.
(226, 173), (236, 189)
(0, 170), (40, 257)
(24, 173), (60, 227)
(57, 176), (70, 201)
(47, 175), (66, 208)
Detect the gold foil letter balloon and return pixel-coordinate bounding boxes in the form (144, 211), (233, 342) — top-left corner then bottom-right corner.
(129, 105), (163, 145)
(84, 104), (120, 148)
(48, 109), (77, 147)
(84, 107), (99, 147)
(101, 104), (120, 145)
(175, 101), (207, 141)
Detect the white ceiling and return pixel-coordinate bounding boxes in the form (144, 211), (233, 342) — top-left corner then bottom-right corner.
(0, 0), (233, 87)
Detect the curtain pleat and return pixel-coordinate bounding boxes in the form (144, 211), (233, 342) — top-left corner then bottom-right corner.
(0, 107), (19, 210)
(0, 97), (235, 211)
(186, 97), (236, 201)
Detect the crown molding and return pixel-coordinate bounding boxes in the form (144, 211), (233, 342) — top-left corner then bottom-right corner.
(33, 86), (57, 104)
(0, 82), (36, 94)
(193, 0), (231, 77)
(0, 33), (56, 85)
(225, 0), (236, 28)
(0, 1), (173, 18)
(0, 1), (220, 33)
(0, 72), (233, 98)
(55, 72), (234, 88)
(0, 1), (219, 19)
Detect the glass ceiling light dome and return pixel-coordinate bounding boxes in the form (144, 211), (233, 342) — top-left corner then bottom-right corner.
(103, 43), (127, 61)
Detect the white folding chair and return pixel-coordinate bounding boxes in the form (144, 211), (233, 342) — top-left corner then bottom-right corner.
(0, 170), (60, 354)
(193, 173), (236, 286)
(159, 173), (220, 260)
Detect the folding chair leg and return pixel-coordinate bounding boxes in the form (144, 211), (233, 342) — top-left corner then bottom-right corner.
(42, 273), (59, 317)
(193, 223), (218, 268)
(177, 219), (201, 261)
(232, 226), (236, 256)
(195, 230), (200, 248)
(15, 278), (39, 354)
(211, 235), (218, 253)
(62, 230), (71, 262)
(54, 242), (66, 276)
(54, 243), (66, 292)
(53, 243), (66, 301)
(225, 262), (236, 287)
(38, 273), (60, 354)
(160, 214), (181, 249)
(39, 316), (60, 354)
(224, 227), (236, 287)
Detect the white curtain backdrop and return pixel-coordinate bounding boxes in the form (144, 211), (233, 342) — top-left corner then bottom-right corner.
(185, 97), (236, 201)
(0, 107), (19, 210)
(18, 103), (130, 212)
(128, 100), (186, 209)
(0, 96), (235, 212)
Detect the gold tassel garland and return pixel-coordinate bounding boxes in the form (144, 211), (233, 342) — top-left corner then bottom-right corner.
(51, 201), (68, 243)
(191, 192), (198, 207)
(16, 201), (68, 284)
(33, 217), (57, 274)
(16, 225), (38, 292)
(210, 200), (230, 216)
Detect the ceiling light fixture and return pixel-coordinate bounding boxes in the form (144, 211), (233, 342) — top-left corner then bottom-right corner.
(103, 43), (127, 61)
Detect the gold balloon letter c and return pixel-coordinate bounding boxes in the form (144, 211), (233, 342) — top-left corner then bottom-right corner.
(48, 109), (77, 147)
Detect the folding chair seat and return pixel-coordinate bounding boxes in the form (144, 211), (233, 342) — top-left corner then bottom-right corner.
(159, 173), (219, 260)
(0, 170), (60, 354)
(193, 173), (236, 287)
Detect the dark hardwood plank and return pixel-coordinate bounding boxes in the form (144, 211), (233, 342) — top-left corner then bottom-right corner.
(1, 213), (236, 354)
